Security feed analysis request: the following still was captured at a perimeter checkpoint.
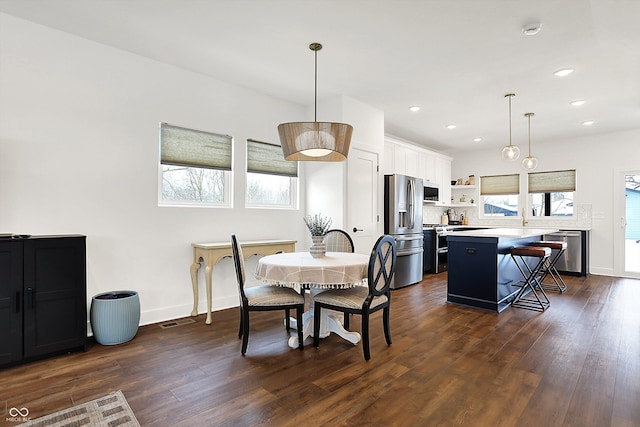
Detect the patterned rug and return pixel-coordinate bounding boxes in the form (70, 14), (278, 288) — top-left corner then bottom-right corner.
(18, 390), (140, 427)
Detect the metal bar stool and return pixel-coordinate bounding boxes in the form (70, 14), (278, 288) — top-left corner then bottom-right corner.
(530, 241), (568, 293)
(509, 246), (551, 311)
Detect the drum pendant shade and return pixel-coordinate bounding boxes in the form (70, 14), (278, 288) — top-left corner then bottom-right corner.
(278, 42), (352, 162)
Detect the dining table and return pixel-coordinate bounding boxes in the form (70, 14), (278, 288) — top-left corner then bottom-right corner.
(255, 251), (369, 348)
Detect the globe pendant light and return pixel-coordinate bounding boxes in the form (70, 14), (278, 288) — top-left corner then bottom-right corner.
(278, 43), (353, 162)
(522, 112), (538, 170)
(501, 93), (520, 161)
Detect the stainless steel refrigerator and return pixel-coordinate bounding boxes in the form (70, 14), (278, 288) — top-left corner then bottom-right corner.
(384, 174), (424, 289)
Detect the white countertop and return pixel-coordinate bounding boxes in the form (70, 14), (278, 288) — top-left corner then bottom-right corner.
(447, 227), (559, 238)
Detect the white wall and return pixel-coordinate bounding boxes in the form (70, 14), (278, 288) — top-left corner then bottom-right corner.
(448, 128), (640, 276)
(0, 14), (311, 325)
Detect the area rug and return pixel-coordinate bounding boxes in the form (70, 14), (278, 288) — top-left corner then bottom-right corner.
(18, 390), (140, 427)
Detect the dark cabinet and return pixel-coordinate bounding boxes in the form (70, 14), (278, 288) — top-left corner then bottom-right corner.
(423, 229), (435, 273)
(0, 235), (86, 367)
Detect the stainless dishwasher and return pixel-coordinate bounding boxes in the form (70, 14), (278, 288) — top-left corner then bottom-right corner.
(543, 231), (585, 275)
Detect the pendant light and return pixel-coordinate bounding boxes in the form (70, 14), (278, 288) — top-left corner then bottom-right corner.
(522, 112), (538, 170)
(278, 43), (353, 162)
(501, 93), (520, 161)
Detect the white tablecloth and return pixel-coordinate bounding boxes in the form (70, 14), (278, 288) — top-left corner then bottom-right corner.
(255, 251), (369, 289)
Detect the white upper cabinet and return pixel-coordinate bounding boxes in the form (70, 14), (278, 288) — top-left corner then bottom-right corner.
(383, 137), (452, 205)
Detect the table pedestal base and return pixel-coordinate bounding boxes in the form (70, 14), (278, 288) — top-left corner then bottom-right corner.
(287, 289), (361, 348)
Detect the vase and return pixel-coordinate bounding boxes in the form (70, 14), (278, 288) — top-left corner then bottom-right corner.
(310, 235), (326, 258)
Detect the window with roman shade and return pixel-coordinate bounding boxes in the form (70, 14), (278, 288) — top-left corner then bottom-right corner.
(246, 139), (298, 177)
(528, 169), (576, 193)
(160, 123), (232, 171)
(159, 123), (232, 206)
(480, 174), (520, 217)
(528, 170), (576, 217)
(246, 139), (298, 209)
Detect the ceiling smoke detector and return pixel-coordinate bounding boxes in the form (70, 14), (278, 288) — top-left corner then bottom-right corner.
(522, 23), (542, 36)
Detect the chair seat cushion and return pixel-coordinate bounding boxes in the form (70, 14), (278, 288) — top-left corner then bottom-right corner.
(314, 286), (388, 310)
(245, 285), (304, 307)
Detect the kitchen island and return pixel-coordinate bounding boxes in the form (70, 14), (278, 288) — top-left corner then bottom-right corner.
(446, 227), (558, 312)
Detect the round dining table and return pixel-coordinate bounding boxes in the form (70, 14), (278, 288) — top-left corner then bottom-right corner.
(255, 251), (369, 348)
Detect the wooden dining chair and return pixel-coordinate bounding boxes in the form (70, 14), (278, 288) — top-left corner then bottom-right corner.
(231, 234), (305, 355)
(313, 235), (397, 361)
(324, 229), (355, 253)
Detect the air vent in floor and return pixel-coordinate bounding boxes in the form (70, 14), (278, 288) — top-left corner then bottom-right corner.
(159, 318), (196, 329)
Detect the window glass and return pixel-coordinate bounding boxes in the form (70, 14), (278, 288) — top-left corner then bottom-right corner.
(246, 139), (298, 209)
(530, 192), (574, 216)
(159, 123), (232, 206)
(483, 194), (520, 216)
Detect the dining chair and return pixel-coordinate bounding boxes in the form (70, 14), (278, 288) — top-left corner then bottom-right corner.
(324, 229), (355, 253)
(231, 234), (305, 355)
(313, 235), (397, 361)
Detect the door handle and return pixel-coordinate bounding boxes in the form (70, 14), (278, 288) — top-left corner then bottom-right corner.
(26, 287), (34, 309)
(353, 227), (363, 233)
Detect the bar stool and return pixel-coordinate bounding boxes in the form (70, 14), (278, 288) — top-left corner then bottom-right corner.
(530, 241), (568, 293)
(509, 246), (551, 311)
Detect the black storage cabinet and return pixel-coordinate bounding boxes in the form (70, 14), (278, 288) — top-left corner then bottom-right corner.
(0, 235), (87, 367)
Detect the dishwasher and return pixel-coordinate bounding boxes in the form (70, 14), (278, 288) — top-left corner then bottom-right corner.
(543, 230), (586, 275)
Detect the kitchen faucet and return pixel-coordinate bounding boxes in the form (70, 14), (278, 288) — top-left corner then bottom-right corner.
(522, 209), (528, 227)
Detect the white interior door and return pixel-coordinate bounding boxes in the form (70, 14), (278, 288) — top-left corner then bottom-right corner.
(347, 148), (379, 255)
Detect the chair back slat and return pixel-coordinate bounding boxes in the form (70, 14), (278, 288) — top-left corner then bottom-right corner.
(368, 235), (396, 297)
(325, 229), (355, 253)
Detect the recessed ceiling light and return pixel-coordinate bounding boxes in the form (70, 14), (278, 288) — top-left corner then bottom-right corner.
(570, 99), (586, 106)
(554, 68), (575, 77)
(446, 124), (457, 130)
(408, 106), (421, 112)
(522, 23), (542, 36)
(473, 138), (482, 143)
(583, 120), (595, 126)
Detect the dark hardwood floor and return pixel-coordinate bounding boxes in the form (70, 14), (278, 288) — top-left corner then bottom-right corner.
(2, 273), (639, 426)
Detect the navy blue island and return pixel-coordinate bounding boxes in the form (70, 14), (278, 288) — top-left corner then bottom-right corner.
(446, 228), (558, 312)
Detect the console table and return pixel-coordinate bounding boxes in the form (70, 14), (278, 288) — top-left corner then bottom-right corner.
(190, 239), (297, 324)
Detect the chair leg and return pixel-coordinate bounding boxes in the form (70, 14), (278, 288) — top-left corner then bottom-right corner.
(285, 308), (291, 331)
(296, 305), (304, 350)
(313, 302), (321, 348)
(362, 312), (371, 361)
(238, 307), (244, 339)
(383, 306), (392, 345)
(241, 309), (250, 355)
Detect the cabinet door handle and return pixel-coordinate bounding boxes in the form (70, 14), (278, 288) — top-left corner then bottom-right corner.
(26, 287), (34, 309)
(16, 291), (21, 313)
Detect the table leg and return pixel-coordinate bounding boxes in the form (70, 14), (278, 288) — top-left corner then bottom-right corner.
(190, 262), (201, 317)
(205, 264), (213, 325)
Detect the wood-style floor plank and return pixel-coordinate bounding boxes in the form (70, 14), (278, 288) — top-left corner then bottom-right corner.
(1, 273), (639, 426)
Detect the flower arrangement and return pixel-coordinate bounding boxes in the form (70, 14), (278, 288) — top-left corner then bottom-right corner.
(303, 213), (332, 236)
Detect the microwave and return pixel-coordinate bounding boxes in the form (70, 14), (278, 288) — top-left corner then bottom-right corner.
(423, 182), (440, 203)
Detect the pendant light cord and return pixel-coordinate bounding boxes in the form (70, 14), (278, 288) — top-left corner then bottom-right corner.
(314, 47), (317, 122)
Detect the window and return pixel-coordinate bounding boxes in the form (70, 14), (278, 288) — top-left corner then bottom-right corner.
(159, 123), (232, 206)
(480, 174), (520, 217)
(528, 170), (576, 217)
(246, 139), (298, 208)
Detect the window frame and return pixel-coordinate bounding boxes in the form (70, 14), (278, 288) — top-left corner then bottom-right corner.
(158, 123), (233, 208)
(528, 169), (576, 218)
(245, 139), (299, 210)
(479, 174), (521, 219)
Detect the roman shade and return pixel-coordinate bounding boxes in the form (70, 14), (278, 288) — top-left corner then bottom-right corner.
(247, 139), (298, 177)
(480, 174), (520, 195)
(160, 123), (232, 171)
(528, 170), (576, 193)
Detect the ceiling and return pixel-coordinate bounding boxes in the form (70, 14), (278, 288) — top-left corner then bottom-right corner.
(1, 0), (639, 154)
